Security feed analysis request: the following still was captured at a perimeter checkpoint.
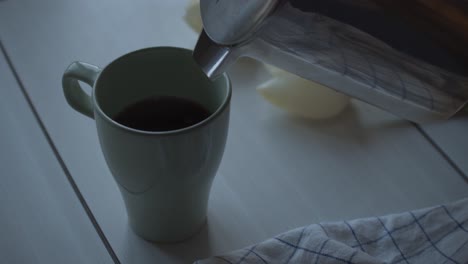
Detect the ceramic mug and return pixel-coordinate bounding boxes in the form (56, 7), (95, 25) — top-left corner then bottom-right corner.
(62, 47), (231, 242)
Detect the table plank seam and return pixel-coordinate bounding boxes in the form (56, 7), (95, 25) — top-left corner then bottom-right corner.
(0, 40), (121, 264)
(413, 123), (468, 183)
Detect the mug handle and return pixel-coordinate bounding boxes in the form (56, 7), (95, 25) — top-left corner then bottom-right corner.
(62, 61), (101, 119)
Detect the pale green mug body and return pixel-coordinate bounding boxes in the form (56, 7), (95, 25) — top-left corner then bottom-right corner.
(62, 47), (231, 242)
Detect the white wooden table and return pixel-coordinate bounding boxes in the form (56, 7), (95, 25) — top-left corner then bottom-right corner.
(0, 1), (466, 263)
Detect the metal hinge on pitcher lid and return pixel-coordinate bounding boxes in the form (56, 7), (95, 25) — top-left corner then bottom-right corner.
(200, 0), (279, 45)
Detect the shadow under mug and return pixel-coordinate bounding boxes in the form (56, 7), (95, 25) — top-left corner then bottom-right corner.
(62, 47), (231, 242)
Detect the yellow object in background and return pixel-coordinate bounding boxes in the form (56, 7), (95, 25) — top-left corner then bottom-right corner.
(184, 0), (203, 33)
(258, 66), (349, 119)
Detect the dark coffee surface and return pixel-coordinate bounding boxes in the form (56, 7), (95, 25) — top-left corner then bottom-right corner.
(114, 96), (211, 132)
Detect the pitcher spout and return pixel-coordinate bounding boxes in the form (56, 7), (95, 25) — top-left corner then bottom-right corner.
(193, 30), (239, 79)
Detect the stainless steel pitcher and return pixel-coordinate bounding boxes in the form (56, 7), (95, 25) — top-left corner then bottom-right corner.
(193, 0), (468, 122)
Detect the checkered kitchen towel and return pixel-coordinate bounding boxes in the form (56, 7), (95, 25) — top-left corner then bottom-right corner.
(197, 198), (468, 264)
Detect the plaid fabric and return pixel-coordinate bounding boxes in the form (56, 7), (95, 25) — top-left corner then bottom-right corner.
(197, 198), (468, 264)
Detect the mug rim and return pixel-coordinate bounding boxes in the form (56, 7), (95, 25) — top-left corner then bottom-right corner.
(92, 47), (232, 136)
